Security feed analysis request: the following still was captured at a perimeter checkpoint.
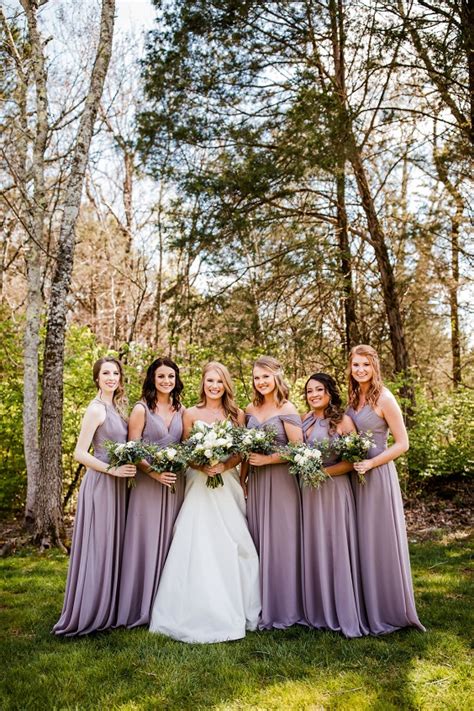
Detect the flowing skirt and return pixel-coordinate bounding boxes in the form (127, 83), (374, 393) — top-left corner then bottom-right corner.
(149, 467), (261, 643)
(53, 469), (127, 636)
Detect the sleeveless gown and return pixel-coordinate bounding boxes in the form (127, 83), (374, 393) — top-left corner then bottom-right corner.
(149, 421), (261, 643)
(347, 405), (425, 634)
(116, 403), (185, 628)
(53, 400), (127, 636)
(246, 413), (305, 630)
(301, 415), (368, 637)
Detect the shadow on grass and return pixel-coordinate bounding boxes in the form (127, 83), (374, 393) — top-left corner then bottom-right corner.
(1, 536), (472, 710)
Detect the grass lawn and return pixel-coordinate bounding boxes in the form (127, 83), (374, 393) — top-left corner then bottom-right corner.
(1, 531), (472, 710)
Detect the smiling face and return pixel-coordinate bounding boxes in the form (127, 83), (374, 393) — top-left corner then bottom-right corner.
(253, 366), (276, 397)
(350, 355), (374, 385)
(305, 379), (330, 413)
(154, 365), (176, 396)
(203, 368), (225, 403)
(97, 361), (121, 395)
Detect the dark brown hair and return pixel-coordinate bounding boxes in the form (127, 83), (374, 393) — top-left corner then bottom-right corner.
(142, 357), (183, 411)
(304, 372), (344, 434)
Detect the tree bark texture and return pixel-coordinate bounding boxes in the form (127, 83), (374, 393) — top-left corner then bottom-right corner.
(17, 1), (49, 527)
(35, 0), (116, 547)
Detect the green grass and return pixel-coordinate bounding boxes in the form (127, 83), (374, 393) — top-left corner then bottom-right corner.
(1, 533), (473, 710)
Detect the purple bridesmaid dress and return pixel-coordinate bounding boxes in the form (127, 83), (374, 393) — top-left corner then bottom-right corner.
(53, 400), (128, 636)
(246, 413), (305, 630)
(301, 415), (368, 637)
(347, 405), (425, 634)
(115, 403), (184, 628)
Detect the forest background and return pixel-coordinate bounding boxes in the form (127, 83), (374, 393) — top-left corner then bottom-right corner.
(1, 0), (473, 548)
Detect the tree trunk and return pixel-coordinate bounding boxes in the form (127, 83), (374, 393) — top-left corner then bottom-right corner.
(335, 170), (358, 353)
(35, 0), (116, 548)
(18, 1), (49, 528)
(450, 212), (462, 388)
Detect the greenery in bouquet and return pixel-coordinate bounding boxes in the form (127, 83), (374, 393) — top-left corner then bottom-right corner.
(235, 426), (278, 459)
(330, 431), (375, 484)
(183, 419), (238, 488)
(147, 443), (189, 493)
(280, 442), (329, 489)
(103, 439), (149, 488)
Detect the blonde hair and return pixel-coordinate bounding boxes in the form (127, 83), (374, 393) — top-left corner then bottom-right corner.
(197, 361), (240, 425)
(252, 355), (289, 407)
(93, 356), (128, 419)
(347, 345), (383, 410)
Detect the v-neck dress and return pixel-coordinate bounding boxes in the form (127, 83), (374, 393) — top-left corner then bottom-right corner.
(246, 412), (305, 630)
(347, 404), (425, 634)
(116, 402), (185, 628)
(54, 400), (128, 635)
(301, 414), (368, 637)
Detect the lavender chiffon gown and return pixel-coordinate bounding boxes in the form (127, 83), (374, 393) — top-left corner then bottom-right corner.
(301, 415), (368, 637)
(347, 405), (425, 634)
(53, 400), (127, 636)
(116, 403), (185, 628)
(246, 413), (305, 630)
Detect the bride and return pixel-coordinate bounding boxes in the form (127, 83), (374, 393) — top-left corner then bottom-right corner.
(149, 361), (261, 643)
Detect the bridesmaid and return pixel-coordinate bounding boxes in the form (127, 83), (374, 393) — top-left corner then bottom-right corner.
(301, 372), (368, 638)
(54, 357), (135, 636)
(243, 355), (305, 630)
(346, 344), (425, 634)
(116, 357), (185, 628)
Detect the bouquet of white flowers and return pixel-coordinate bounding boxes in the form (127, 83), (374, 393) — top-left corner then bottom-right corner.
(235, 426), (277, 459)
(330, 431), (374, 484)
(147, 443), (188, 493)
(184, 420), (238, 488)
(280, 442), (329, 489)
(103, 439), (149, 488)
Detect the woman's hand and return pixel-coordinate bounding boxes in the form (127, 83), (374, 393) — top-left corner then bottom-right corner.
(202, 462), (225, 476)
(148, 470), (177, 488)
(248, 453), (272, 467)
(353, 459), (373, 476)
(110, 464), (136, 478)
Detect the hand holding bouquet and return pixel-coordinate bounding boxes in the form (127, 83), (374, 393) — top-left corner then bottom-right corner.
(103, 440), (149, 487)
(280, 442), (329, 489)
(147, 443), (188, 493)
(184, 420), (238, 488)
(235, 426), (277, 459)
(330, 431), (375, 484)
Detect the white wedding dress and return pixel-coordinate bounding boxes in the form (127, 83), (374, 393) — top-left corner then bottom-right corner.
(149, 447), (261, 643)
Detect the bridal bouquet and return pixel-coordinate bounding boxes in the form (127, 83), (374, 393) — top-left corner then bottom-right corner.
(280, 442), (329, 489)
(147, 443), (188, 493)
(103, 439), (149, 488)
(235, 426), (278, 459)
(330, 431), (374, 484)
(184, 420), (238, 488)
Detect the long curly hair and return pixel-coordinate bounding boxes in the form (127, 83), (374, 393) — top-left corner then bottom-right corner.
(252, 355), (289, 407)
(93, 356), (128, 418)
(347, 344), (383, 410)
(304, 372), (344, 434)
(197, 361), (240, 425)
(141, 357), (183, 411)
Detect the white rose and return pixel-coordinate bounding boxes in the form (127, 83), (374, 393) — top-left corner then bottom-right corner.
(204, 449), (213, 459)
(294, 454), (303, 464)
(193, 432), (204, 441)
(167, 448), (177, 459)
(115, 443), (125, 452)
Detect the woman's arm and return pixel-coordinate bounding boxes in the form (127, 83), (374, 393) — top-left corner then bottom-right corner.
(353, 390), (409, 476)
(74, 402), (135, 478)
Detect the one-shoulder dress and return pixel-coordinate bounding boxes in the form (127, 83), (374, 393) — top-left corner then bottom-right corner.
(53, 400), (128, 636)
(246, 413), (305, 630)
(301, 415), (368, 637)
(149, 421), (261, 643)
(116, 403), (185, 628)
(347, 405), (425, 634)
